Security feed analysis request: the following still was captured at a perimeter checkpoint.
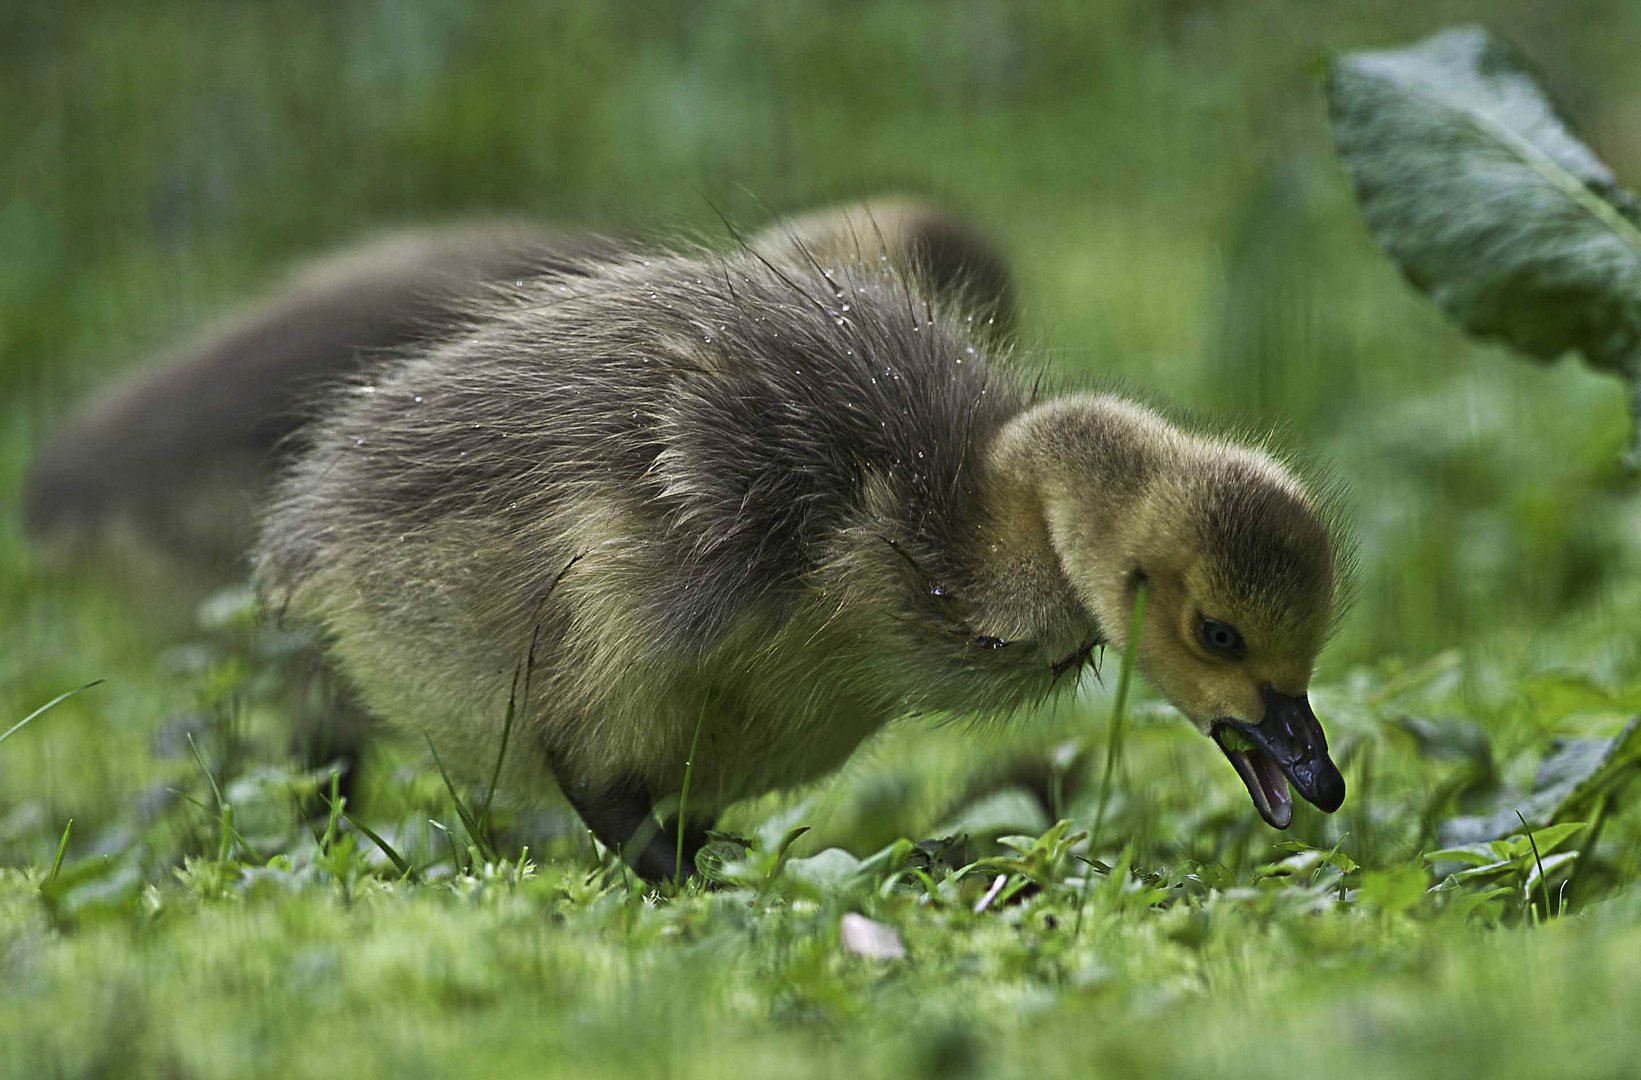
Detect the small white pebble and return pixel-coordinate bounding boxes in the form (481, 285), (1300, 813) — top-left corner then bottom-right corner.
(840, 913), (905, 960)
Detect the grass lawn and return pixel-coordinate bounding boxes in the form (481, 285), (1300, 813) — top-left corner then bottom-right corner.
(4, 3), (1641, 1077)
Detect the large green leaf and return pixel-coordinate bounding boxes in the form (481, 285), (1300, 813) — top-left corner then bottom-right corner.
(1439, 715), (1641, 845)
(1327, 25), (1641, 460)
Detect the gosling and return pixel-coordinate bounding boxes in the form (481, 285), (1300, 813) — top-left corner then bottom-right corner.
(255, 235), (1348, 881)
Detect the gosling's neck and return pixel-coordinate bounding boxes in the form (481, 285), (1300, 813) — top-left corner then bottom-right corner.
(971, 394), (1184, 646)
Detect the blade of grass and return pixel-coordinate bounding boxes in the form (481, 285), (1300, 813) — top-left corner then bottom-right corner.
(482, 550), (579, 834)
(480, 672), (520, 836)
(1516, 809), (1553, 923)
(317, 771), (344, 855)
(425, 735), (494, 862)
(342, 811), (416, 881)
(186, 731), (227, 811)
(482, 626), (540, 835)
(1623, 358), (1641, 472)
(1563, 793), (1611, 913)
(1079, 581), (1147, 937)
(218, 804), (236, 862)
(46, 819), (72, 885)
(166, 787), (258, 861)
(674, 705), (707, 887)
(183, 730), (238, 860)
(0, 680), (104, 751)
(167, 787), (220, 818)
(1092, 582), (1147, 852)
(428, 818), (467, 873)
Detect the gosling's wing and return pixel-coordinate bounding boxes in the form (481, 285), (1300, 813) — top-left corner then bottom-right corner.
(24, 223), (627, 579)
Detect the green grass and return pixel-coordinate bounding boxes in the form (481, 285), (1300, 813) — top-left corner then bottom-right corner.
(5, 2), (1641, 1077)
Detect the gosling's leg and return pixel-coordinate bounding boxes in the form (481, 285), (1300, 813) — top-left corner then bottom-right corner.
(289, 656), (375, 806)
(549, 760), (708, 882)
(659, 813), (712, 878)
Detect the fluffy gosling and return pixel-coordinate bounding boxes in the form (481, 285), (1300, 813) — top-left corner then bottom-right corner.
(256, 231), (1348, 880)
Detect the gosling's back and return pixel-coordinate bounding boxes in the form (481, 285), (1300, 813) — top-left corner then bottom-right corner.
(257, 249), (1042, 805)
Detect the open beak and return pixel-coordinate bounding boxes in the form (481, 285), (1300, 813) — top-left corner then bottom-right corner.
(1210, 688), (1346, 829)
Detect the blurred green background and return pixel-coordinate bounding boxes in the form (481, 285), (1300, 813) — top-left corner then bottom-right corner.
(6, 0), (1641, 822)
(5, 4), (1641, 1077)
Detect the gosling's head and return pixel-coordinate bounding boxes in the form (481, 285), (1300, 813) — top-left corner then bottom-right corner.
(1010, 396), (1350, 828)
(1124, 446), (1347, 827)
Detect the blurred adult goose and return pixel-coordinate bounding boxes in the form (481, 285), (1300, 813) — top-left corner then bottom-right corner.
(254, 217), (1349, 881)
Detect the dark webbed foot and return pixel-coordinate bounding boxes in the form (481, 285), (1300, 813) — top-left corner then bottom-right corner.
(649, 814), (711, 881)
(291, 660), (376, 807)
(548, 758), (710, 882)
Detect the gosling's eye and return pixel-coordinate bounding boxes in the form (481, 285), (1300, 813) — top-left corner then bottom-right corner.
(1197, 618), (1245, 658)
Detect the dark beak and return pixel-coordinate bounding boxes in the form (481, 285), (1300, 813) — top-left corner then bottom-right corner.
(1211, 688), (1346, 829)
